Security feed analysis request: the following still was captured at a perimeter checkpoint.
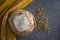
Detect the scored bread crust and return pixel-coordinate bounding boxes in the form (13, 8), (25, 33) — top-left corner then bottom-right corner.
(8, 9), (35, 36)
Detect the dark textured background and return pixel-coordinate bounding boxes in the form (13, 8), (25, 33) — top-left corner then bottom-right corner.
(17, 0), (60, 40)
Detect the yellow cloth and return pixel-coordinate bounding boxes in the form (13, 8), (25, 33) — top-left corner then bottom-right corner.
(0, 0), (33, 40)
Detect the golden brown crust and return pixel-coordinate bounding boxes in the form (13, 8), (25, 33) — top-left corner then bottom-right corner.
(8, 9), (35, 36)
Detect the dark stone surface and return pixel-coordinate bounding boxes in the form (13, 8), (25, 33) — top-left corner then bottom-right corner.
(17, 0), (60, 40)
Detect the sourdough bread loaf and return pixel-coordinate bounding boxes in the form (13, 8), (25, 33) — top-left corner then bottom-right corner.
(8, 9), (35, 36)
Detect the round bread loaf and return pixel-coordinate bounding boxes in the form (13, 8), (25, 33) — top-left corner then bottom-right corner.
(8, 9), (35, 36)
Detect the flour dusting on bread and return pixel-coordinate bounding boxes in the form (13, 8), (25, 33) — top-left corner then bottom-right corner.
(13, 14), (30, 32)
